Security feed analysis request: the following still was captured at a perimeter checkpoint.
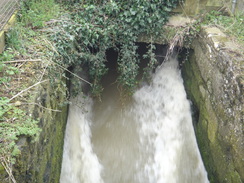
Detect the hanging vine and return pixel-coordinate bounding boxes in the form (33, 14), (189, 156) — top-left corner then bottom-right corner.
(53, 0), (179, 96)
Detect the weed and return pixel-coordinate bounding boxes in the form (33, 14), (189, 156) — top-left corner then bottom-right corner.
(0, 0), (65, 182)
(0, 97), (41, 162)
(19, 0), (60, 29)
(204, 10), (244, 45)
(0, 49), (18, 86)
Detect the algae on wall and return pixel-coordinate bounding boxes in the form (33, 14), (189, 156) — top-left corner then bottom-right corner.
(0, 81), (68, 183)
(182, 27), (244, 183)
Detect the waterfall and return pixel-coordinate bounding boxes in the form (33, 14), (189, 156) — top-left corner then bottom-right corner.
(59, 97), (104, 183)
(60, 58), (209, 183)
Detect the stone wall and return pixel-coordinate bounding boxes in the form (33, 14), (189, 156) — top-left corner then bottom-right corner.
(182, 27), (244, 182)
(0, 81), (68, 183)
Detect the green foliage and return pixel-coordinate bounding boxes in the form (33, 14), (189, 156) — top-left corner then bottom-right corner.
(143, 42), (158, 80)
(184, 23), (201, 47)
(5, 27), (22, 51)
(5, 0), (60, 53)
(19, 0), (60, 28)
(5, 25), (35, 54)
(0, 97), (41, 164)
(0, 49), (41, 166)
(117, 43), (139, 94)
(0, 49), (41, 164)
(0, 48), (14, 61)
(203, 10), (244, 45)
(0, 0), (64, 172)
(0, 49), (19, 86)
(53, 0), (179, 96)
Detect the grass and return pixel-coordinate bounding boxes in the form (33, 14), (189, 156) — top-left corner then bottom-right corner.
(203, 10), (244, 45)
(0, 0), (65, 182)
(19, 0), (60, 28)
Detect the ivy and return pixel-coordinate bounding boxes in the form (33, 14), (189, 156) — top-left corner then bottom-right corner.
(0, 97), (41, 164)
(117, 43), (139, 94)
(143, 42), (158, 80)
(53, 0), (179, 96)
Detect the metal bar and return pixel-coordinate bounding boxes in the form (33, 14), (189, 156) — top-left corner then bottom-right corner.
(0, 0), (19, 31)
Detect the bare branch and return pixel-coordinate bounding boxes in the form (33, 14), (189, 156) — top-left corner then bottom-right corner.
(41, 38), (92, 86)
(54, 62), (92, 86)
(9, 80), (48, 102)
(2, 59), (42, 64)
(0, 157), (17, 183)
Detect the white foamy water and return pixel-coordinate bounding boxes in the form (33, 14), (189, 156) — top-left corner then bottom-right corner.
(60, 58), (209, 183)
(60, 97), (104, 183)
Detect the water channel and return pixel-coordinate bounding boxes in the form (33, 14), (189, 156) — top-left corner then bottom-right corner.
(60, 55), (209, 183)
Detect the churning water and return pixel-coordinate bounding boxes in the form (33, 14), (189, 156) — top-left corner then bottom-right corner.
(60, 58), (209, 183)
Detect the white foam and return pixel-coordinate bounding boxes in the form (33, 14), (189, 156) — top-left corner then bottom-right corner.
(133, 58), (209, 183)
(60, 96), (104, 183)
(60, 58), (209, 183)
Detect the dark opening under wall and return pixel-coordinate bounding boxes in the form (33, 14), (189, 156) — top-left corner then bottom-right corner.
(101, 43), (170, 88)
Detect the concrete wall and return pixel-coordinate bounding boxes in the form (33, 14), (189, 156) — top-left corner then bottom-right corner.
(182, 27), (244, 183)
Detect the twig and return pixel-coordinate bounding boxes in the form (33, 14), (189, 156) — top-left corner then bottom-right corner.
(37, 38), (56, 81)
(7, 102), (62, 112)
(39, 62), (49, 82)
(54, 62), (92, 86)
(9, 80), (48, 102)
(22, 102), (61, 112)
(45, 19), (63, 25)
(40, 38), (92, 86)
(0, 157), (17, 183)
(17, 61), (26, 69)
(38, 58), (50, 82)
(2, 81), (9, 89)
(2, 59), (42, 64)
(43, 38), (59, 54)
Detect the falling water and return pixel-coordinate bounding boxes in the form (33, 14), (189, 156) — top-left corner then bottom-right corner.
(60, 58), (209, 183)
